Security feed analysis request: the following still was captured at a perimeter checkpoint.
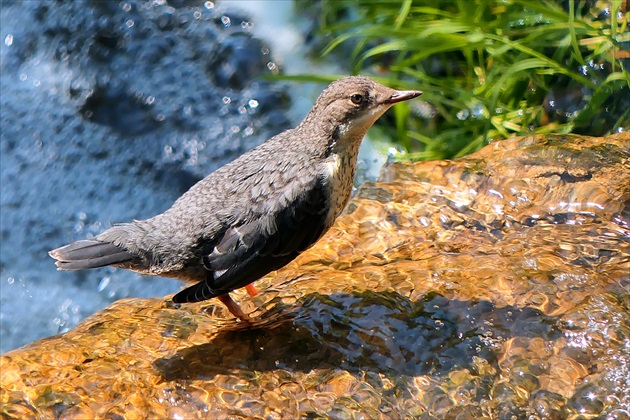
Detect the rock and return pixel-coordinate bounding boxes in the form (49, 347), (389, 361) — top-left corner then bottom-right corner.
(1, 132), (629, 418)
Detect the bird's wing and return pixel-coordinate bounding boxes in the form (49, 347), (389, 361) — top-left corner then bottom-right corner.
(171, 177), (328, 303)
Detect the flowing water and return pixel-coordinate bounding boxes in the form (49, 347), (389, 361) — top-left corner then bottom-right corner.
(2, 133), (628, 418)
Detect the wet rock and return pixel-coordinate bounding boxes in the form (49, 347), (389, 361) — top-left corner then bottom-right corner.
(1, 132), (628, 417)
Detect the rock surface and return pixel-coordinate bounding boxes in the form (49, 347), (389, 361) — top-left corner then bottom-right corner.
(1, 133), (629, 418)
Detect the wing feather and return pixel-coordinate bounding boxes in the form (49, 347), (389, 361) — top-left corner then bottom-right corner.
(172, 177), (329, 303)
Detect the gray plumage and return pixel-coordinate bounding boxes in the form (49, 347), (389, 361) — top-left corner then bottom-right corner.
(49, 76), (422, 313)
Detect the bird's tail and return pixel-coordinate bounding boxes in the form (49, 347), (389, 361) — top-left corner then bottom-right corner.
(172, 280), (224, 303)
(49, 240), (135, 270)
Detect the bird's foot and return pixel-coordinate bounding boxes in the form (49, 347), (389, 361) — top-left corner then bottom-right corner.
(217, 294), (251, 322)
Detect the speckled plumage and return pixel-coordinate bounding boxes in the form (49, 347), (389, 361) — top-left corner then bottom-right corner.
(49, 76), (421, 317)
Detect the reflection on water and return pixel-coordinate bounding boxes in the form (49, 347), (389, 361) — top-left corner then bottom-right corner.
(1, 133), (629, 418)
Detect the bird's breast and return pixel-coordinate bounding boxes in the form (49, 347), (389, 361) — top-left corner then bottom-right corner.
(322, 148), (360, 225)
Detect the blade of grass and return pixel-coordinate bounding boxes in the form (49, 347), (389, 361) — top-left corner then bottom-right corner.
(394, 0), (412, 30)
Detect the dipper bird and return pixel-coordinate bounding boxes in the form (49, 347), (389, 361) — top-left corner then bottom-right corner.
(49, 76), (422, 320)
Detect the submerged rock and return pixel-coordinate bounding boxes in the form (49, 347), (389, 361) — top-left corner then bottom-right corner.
(1, 133), (629, 418)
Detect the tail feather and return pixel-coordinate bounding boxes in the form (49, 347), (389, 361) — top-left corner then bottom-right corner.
(49, 240), (135, 270)
(172, 280), (224, 303)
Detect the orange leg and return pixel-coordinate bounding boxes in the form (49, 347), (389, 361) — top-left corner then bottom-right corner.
(245, 284), (259, 297)
(217, 294), (251, 322)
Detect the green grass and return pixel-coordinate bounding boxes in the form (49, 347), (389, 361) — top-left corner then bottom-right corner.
(292, 0), (630, 160)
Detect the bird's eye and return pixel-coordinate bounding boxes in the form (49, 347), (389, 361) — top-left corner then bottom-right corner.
(350, 93), (364, 105)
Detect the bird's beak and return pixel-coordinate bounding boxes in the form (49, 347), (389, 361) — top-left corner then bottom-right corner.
(384, 89), (423, 104)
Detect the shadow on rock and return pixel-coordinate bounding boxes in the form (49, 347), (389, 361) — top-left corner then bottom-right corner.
(154, 290), (561, 381)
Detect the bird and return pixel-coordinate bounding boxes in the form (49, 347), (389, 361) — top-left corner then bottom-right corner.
(49, 76), (422, 321)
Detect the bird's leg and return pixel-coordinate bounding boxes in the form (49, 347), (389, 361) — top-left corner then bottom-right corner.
(217, 294), (251, 322)
(245, 284), (259, 297)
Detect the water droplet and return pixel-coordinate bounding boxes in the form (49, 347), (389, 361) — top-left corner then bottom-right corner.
(471, 102), (485, 118)
(98, 277), (110, 292)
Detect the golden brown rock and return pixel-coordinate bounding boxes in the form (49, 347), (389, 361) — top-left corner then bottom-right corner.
(2, 133), (629, 418)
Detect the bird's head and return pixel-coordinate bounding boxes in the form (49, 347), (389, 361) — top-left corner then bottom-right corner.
(300, 76), (422, 151)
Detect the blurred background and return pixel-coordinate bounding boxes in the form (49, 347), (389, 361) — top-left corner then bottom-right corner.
(1, 0), (627, 353)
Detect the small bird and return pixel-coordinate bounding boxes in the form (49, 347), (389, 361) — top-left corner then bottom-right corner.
(49, 76), (422, 320)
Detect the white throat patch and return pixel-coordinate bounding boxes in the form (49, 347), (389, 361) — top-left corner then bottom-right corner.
(336, 103), (392, 145)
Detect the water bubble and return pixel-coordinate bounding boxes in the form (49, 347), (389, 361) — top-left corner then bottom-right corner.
(456, 109), (470, 120)
(411, 101), (437, 119)
(471, 102), (485, 118)
(74, 222), (85, 233)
